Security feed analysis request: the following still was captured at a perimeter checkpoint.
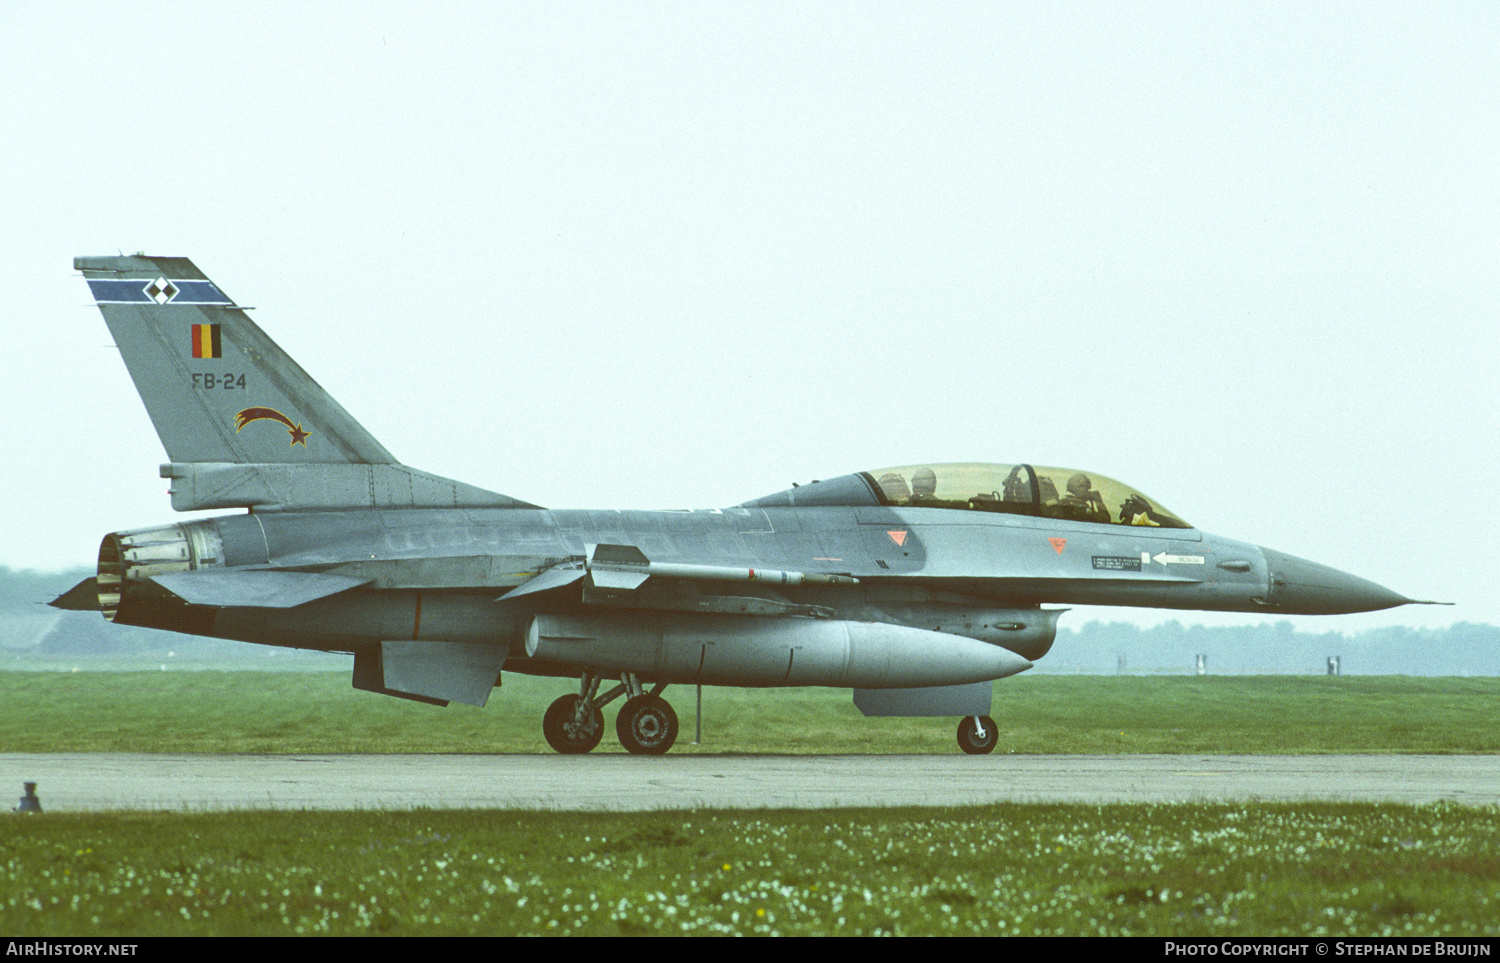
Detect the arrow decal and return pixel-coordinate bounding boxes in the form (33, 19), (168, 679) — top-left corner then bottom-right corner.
(1143, 551), (1205, 566)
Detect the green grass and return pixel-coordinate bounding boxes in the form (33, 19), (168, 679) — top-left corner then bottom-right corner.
(3, 672), (1499, 754)
(7, 674), (1498, 938)
(4, 803), (1498, 936)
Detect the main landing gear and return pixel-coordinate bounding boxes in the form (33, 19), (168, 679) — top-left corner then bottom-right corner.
(956, 715), (999, 755)
(543, 669), (679, 755)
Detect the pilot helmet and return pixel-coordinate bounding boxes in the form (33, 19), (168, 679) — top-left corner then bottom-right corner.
(878, 473), (911, 501)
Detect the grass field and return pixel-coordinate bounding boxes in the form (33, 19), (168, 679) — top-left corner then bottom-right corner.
(3, 671), (1499, 754)
(6, 672), (1498, 938)
(5, 803), (1498, 937)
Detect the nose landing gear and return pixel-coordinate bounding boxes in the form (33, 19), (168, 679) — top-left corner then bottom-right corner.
(956, 714), (998, 755)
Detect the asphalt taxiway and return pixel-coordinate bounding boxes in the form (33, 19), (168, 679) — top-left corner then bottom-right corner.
(6, 754), (1499, 811)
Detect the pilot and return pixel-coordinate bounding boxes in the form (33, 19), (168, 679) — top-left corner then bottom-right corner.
(1058, 472), (1111, 523)
(908, 467), (939, 504)
(877, 472), (911, 503)
(912, 467), (967, 509)
(1037, 475), (1061, 513)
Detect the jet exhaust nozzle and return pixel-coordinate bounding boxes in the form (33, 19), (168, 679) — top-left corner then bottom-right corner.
(96, 522), (223, 623)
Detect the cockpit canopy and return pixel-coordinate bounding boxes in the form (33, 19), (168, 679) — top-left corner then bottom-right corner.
(864, 463), (1190, 528)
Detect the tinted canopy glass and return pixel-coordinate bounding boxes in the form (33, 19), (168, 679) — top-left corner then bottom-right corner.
(863, 463), (1190, 528)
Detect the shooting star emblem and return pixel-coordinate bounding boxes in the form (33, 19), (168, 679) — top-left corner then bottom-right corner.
(235, 407), (311, 446)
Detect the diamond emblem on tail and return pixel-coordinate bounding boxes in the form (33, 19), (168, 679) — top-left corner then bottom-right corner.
(143, 277), (178, 304)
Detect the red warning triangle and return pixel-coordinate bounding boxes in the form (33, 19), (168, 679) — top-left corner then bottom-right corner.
(1048, 537), (1067, 555)
(887, 530), (907, 547)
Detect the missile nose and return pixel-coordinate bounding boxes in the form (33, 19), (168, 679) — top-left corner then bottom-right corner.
(1258, 547), (1413, 615)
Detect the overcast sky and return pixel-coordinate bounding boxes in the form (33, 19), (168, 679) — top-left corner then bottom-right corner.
(2, 2), (1494, 634)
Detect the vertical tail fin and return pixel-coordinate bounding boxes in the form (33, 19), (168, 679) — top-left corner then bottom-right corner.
(77, 255), (535, 512)
(77, 255), (395, 465)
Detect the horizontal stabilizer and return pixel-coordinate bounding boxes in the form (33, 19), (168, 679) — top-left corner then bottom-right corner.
(151, 570), (371, 608)
(50, 578), (102, 611)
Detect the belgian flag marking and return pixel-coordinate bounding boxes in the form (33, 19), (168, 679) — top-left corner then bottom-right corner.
(191, 324), (221, 359)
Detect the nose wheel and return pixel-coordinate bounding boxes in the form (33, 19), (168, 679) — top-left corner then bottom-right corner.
(956, 715), (998, 755)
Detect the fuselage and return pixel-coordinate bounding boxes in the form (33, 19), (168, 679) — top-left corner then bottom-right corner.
(98, 494), (1406, 682)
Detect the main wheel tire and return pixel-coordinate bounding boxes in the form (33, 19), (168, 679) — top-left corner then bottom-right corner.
(616, 694), (679, 755)
(956, 715), (999, 755)
(543, 694), (603, 754)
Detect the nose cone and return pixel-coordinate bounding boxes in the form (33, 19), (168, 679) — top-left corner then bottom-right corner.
(1259, 547), (1413, 614)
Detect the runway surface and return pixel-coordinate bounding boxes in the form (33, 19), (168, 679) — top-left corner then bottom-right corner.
(6, 754), (1499, 811)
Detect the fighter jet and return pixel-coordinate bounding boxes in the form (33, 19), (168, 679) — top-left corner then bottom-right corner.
(54, 255), (1430, 755)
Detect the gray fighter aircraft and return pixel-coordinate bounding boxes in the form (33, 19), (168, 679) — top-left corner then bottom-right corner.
(55, 255), (1430, 754)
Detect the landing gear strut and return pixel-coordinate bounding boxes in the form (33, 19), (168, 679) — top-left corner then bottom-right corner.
(956, 715), (998, 755)
(542, 669), (679, 755)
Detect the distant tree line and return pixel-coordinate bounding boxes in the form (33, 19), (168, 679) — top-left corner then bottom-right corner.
(1043, 619), (1500, 676)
